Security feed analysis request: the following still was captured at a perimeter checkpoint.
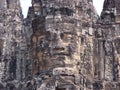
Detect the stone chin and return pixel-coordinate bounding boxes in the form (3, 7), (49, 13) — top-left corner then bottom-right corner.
(38, 76), (79, 90)
(53, 67), (78, 76)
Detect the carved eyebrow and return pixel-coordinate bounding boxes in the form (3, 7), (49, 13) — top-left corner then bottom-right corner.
(63, 32), (74, 35)
(38, 36), (45, 39)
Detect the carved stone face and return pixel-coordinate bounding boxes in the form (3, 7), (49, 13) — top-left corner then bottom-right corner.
(45, 16), (77, 58)
(36, 29), (77, 68)
(49, 30), (75, 56)
(31, 16), (78, 74)
(45, 24), (77, 66)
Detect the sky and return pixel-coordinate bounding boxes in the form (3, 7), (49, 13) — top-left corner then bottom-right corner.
(20, 0), (105, 18)
(93, 0), (104, 15)
(20, 0), (32, 17)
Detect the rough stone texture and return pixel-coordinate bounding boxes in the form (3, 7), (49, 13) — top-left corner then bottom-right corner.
(0, 0), (28, 89)
(94, 0), (120, 90)
(0, 0), (120, 90)
(27, 0), (97, 90)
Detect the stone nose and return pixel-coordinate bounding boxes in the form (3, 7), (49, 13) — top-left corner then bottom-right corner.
(55, 33), (61, 41)
(55, 34), (63, 46)
(53, 33), (65, 50)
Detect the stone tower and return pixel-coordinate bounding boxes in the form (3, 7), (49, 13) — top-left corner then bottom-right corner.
(0, 0), (27, 89)
(94, 0), (120, 90)
(28, 0), (97, 90)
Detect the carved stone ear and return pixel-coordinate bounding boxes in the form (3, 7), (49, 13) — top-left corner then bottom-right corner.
(0, 39), (4, 57)
(6, 0), (10, 8)
(6, 83), (17, 90)
(0, 83), (4, 90)
(6, 0), (16, 9)
(0, 39), (4, 48)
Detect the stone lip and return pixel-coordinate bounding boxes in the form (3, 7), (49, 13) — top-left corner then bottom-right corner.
(53, 67), (78, 76)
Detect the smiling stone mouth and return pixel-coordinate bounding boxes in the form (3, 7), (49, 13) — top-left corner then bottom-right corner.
(52, 47), (70, 55)
(53, 52), (69, 56)
(53, 47), (65, 51)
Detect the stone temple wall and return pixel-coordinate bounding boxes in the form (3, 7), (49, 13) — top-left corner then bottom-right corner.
(0, 0), (120, 90)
